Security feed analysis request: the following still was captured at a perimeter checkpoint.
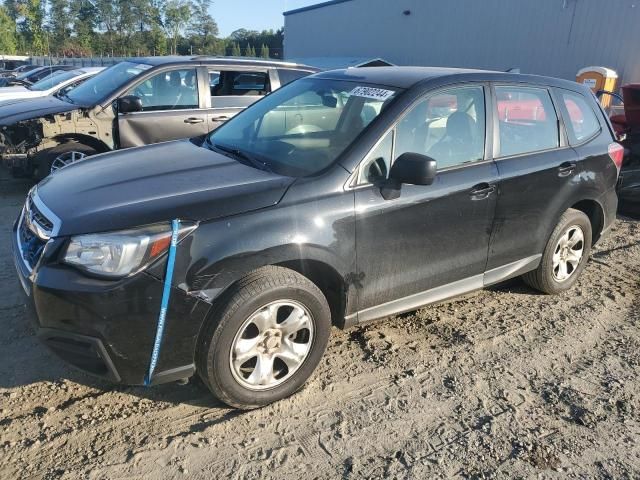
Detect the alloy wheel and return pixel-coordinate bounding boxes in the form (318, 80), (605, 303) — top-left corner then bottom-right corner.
(229, 300), (314, 390)
(50, 150), (88, 174)
(552, 224), (585, 282)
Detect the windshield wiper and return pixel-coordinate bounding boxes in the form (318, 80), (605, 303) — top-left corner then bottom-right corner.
(212, 143), (273, 173)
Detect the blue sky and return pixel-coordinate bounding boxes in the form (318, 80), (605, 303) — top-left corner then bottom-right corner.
(211, 0), (321, 37)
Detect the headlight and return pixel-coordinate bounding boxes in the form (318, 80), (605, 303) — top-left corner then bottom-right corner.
(63, 222), (197, 278)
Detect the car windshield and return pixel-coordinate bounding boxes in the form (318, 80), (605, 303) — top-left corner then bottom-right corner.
(65, 61), (152, 106)
(30, 69), (82, 91)
(17, 67), (45, 80)
(207, 78), (400, 176)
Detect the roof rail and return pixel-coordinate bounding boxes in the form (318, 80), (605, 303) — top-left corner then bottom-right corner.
(190, 55), (300, 66)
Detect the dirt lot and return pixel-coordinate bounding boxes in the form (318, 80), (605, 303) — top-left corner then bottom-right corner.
(1, 167), (639, 480)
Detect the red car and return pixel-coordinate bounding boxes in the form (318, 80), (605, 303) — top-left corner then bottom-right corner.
(600, 84), (640, 214)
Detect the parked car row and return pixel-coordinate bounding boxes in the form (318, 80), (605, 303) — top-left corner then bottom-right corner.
(0, 64), (77, 87)
(11, 62), (623, 408)
(0, 67), (104, 102)
(0, 56), (318, 179)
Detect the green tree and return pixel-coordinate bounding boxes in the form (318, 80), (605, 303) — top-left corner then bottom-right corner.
(244, 43), (255, 57)
(260, 43), (269, 58)
(69, 0), (98, 53)
(228, 28), (283, 59)
(48, 0), (71, 51)
(18, 0), (47, 53)
(188, 0), (218, 54)
(0, 5), (17, 53)
(95, 0), (117, 54)
(164, 0), (190, 55)
(148, 24), (167, 55)
(230, 41), (240, 56)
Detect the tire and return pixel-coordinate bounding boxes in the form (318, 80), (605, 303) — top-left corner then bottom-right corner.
(196, 266), (331, 409)
(522, 208), (592, 294)
(33, 143), (97, 181)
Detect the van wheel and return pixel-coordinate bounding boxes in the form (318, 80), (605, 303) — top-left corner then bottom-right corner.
(522, 208), (592, 294)
(33, 143), (96, 181)
(196, 266), (331, 409)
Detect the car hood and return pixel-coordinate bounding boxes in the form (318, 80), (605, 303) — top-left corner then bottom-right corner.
(0, 96), (76, 125)
(36, 140), (295, 236)
(0, 89), (43, 103)
(0, 85), (29, 95)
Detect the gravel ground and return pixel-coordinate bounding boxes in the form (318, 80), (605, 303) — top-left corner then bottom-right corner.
(1, 168), (639, 480)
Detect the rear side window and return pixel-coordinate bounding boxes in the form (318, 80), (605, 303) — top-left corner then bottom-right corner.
(558, 90), (601, 144)
(277, 69), (311, 86)
(209, 69), (270, 109)
(495, 86), (559, 157)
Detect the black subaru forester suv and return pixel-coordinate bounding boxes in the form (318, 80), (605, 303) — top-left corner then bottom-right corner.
(13, 67), (622, 409)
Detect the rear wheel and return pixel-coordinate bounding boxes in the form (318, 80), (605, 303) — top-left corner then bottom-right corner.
(196, 266), (331, 409)
(522, 208), (592, 294)
(33, 143), (97, 181)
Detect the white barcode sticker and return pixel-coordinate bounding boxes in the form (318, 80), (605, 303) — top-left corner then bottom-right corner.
(349, 86), (395, 101)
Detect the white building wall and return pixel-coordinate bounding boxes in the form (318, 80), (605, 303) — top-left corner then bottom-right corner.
(284, 0), (640, 83)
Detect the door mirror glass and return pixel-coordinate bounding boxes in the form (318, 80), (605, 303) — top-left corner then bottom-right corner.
(389, 152), (437, 186)
(117, 95), (143, 114)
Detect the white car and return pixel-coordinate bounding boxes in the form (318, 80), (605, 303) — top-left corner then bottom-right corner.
(0, 67), (105, 102)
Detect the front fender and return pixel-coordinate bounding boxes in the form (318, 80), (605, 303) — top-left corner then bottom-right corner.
(150, 179), (357, 316)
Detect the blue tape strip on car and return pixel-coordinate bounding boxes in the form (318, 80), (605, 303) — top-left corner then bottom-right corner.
(144, 219), (180, 386)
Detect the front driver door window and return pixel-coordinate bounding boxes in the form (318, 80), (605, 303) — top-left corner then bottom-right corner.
(354, 84), (498, 315)
(117, 68), (207, 148)
(125, 68), (199, 111)
(356, 85), (486, 185)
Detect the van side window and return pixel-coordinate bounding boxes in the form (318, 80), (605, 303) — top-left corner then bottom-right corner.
(558, 90), (601, 144)
(209, 70), (270, 109)
(277, 69), (310, 86)
(495, 86), (559, 157)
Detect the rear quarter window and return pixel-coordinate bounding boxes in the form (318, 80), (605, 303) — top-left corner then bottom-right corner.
(558, 90), (601, 144)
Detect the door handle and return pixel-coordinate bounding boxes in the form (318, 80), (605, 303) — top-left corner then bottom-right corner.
(211, 115), (230, 122)
(469, 183), (496, 200)
(184, 117), (204, 124)
(558, 162), (576, 177)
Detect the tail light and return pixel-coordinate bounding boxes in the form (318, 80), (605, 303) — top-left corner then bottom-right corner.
(608, 142), (625, 173)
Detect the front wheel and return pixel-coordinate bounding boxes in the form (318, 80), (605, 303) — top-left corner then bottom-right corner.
(33, 143), (97, 181)
(522, 208), (592, 294)
(196, 266), (331, 409)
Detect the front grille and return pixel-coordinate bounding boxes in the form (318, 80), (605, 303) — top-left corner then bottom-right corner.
(27, 196), (54, 233)
(16, 192), (55, 271)
(17, 212), (47, 270)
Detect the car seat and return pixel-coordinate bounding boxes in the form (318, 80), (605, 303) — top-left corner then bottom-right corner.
(428, 111), (478, 168)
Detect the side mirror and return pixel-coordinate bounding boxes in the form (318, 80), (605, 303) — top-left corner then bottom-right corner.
(390, 152), (437, 186)
(117, 95), (143, 114)
(381, 152), (436, 200)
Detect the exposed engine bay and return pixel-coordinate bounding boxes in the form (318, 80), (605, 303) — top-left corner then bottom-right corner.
(0, 106), (115, 176)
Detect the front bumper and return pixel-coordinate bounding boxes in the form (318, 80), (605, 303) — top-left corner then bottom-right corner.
(12, 217), (210, 386)
(1, 152), (30, 175)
